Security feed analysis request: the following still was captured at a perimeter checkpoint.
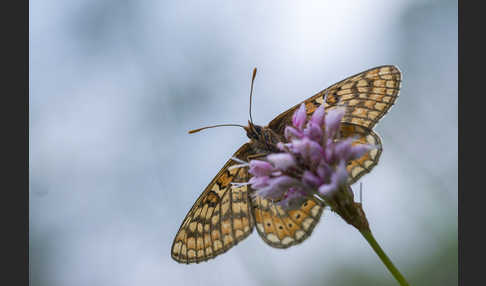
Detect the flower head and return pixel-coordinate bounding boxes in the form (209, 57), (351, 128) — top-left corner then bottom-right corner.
(248, 103), (376, 210)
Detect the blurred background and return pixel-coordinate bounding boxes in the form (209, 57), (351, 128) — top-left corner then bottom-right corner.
(29, 0), (457, 285)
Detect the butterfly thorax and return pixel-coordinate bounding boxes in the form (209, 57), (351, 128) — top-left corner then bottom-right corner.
(245, 121), (284, 153)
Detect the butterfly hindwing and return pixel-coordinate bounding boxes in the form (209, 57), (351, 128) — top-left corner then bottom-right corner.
(171, 144), (255, 263)
(251, 195), (324, 248)
(340, 123), (383, 184)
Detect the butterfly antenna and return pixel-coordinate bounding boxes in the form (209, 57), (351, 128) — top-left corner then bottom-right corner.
(188, 124), (247, 134)
(249, 67), (257, 125)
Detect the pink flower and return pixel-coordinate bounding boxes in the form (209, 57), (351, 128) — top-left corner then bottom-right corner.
(303, 121), (323, 141)
(310, 105), (326, 127)
(248, 160), (273, 177)
(278, 187), (309, 210)
(284, 126), (304, 140)
(255, 176), (301, 201)
(318, 160), (348, 196)
(267, 153), (296, 170)
(325, 108), (345, 139)
(302, 170), (322, 188)
(248, 176), (270, 189)
(248, 104), (376, 209)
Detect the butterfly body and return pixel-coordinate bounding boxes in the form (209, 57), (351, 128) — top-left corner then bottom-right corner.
(171, 65), (401, 264)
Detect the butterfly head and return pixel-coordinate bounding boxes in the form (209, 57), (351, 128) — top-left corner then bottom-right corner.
(245, 121), (283, 152)
(245, 121), (262, 140)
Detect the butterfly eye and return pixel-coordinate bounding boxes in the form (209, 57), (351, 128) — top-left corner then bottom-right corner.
(253, 125), (262, 134)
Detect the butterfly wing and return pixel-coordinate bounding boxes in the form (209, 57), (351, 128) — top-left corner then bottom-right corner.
(251, 196), (324, 248)
(340, 123), (383, 184)
(268, 65), (401, 133)
(171, 144), (256, 263)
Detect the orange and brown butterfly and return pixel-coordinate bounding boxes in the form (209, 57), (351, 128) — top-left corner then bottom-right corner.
(171, 65), (401, 263)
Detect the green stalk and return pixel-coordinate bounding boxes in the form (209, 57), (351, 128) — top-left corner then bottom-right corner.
(360, 229), (410, 286)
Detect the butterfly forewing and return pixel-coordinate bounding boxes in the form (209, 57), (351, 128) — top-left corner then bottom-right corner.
(171, 144), (256, 263)
(268, 65), (401, 133)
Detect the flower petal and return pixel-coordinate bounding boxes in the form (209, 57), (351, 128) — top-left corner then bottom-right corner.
(333, 137), (354, 162)
(318, 183), (336, 196)
(277, 187), (308, 210)
(291, 137), (324, 166)
(348, 144), (374, 160)
(318, 160), (348, 196)
(284, 126), (303, 140)
(310, 105), (326, 127)
(249, 176), (270, 189)
(333, 138), (374, 162)
(303, 121), (323, 141)
(256, 176), (300, 200)
(325, 108), (345, 138)
(316, 161), (332, 182)
(334, 160), (349, 185)
(267, 153), (296, 170)
(292, 103), (307, 130)
(302, 170), (322, 188)
(248, 160), (273, 177)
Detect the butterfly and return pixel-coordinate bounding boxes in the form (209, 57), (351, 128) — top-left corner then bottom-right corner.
(171, 65), (401, 263)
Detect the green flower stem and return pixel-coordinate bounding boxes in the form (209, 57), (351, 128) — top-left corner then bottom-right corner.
(360, 229), (410, 286)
